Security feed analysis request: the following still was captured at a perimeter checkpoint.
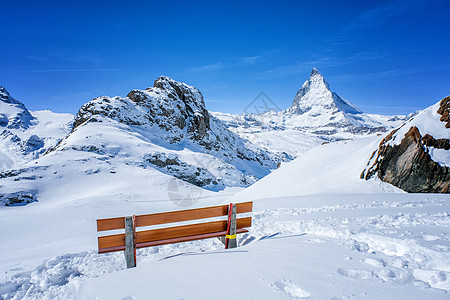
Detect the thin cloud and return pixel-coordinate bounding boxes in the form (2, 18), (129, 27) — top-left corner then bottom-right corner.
(49, 52), (105, 65)
(327, 0), (427, 49)
(23, 55), (48, 62)
(258, 58), (332, 80)
(330, 65), (450, 83)
(240, 55), (263, 65)
(190, 62), (223, 73)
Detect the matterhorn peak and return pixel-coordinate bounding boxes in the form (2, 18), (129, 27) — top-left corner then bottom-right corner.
(286, 68), (361, 116)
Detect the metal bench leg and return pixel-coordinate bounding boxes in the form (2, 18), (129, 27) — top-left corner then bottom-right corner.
(125, 215), (136, 268)
(226, 203), (237, 249)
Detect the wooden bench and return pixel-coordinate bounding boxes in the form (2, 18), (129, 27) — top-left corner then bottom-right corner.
(96, 202), (253, 268)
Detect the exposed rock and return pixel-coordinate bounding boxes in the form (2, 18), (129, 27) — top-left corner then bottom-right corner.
(437, 96), (450, 128)
(361, 97), (450, 193)
(1, 191), (36, 206)
(143, 152), (223, 187)
(22, 135), (45, 152)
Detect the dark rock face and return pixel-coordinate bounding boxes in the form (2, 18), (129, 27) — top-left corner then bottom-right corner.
(143, 153), (222, 187)
(73, 76), (210, 141)
(1, 191), (36, 206)
(361, 125), (450, 193)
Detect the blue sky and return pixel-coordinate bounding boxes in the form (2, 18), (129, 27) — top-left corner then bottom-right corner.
(1, 0), (449, 115)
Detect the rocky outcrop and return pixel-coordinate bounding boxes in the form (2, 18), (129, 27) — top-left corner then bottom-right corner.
(74, 76), (210, 142)
(57, 76), (276, 191)
(71, 76), (274, 166)
(361, 97), (450, 193)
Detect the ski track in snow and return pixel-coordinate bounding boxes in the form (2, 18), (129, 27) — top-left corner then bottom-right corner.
(1, 196), (449, 299)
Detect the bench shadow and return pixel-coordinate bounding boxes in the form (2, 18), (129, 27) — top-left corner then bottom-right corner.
(241, 232), (307, 246)
(160, 249), (249, 260)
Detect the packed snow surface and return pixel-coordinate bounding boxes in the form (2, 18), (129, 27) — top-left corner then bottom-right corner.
(0, 137), (449, 299)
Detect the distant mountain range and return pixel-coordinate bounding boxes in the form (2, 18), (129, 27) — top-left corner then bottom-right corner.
(0, 77), (276, 205)
(0, 70), (447, 205)
(214, 68), (415, 158)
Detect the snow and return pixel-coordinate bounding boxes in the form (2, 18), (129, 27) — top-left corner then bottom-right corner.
(389, 102), (449, 145)
(229, 136), (402, 201)
(1, 137), (449, 299)
(429, 147), (450, 167)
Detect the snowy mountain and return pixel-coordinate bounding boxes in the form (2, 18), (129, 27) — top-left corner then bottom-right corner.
(0, 86), (35, 130)
(0, 76), (276, 206)
(214, 68), (410, 159)
(286, 67), (363, 118)
(0, 87), (73, 170)
(361, 96), (450, 193)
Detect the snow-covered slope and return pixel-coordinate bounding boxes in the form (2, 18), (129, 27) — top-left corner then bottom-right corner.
(229, 136), (402, 202)
(0, 76), (276, 206)
(0, 87), (73, 170)
(214, 69), (410, 159)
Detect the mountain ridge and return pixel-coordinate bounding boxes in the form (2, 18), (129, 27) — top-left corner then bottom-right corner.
(214, 68), (409, 158)
(0, 76), (277, 206)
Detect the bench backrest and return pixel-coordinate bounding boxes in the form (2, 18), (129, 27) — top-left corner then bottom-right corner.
(97, 201), (253, 254)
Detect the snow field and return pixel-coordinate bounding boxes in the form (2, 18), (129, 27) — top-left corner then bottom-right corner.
(1, 193), (449, 299)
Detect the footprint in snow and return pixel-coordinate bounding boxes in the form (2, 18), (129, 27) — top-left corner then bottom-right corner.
(364, 257), (386, 267)
(273, 279), (311, 299)
(337, 268), (374, 280)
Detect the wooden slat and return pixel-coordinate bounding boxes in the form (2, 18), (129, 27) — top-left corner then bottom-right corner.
(99, 244), (125, 254)
(97, 217), (125, 232)
(134, 201), (253, 227)
(98, 232), (125, 250)
(97, 217), (252, 252)
(136, 217), (252, 244)
(137, 228), (249, 248)
(99, 228), (250, 254)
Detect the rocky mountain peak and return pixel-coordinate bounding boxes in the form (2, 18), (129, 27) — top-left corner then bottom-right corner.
(0, 86), (17, 105)
(286, 68), (362, 116)
(0, 86), (34, 129)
